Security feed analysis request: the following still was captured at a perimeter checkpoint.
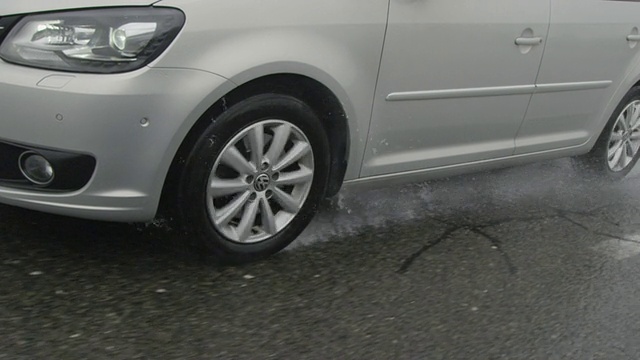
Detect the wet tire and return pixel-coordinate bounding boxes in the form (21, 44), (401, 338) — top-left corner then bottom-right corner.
(574, 87), (640, 180)
(177, 94), (330, 264)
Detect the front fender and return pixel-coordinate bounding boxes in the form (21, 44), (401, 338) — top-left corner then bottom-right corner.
(151, 0), (389, 180)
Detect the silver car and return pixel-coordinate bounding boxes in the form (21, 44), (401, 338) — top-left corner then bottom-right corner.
(1, 0), (639, 263)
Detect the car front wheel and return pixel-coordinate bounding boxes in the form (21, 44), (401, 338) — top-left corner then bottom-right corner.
(178, 94), (330, 264)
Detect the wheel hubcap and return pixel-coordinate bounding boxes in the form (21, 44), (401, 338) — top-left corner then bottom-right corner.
(608, 100), (640, 172)
(253, 174), (271, 192)
(207, 120), (314, 244)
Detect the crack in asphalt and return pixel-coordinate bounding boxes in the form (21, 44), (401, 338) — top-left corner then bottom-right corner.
(470, 228), (518, 275)
(554, 211), (640, 245)
(397, 227), (458, 274)
(397, 203), (640, 274)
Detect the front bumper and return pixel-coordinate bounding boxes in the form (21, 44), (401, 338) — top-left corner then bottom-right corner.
(0, 62), (231, 221)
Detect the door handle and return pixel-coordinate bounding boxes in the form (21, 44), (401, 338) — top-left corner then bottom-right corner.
(627, 34), (640, 42)
(515, 37), (543, 46)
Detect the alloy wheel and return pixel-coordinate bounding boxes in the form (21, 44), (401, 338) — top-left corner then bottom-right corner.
(206, 120), (315, 244)
(608, 100), (640, 172)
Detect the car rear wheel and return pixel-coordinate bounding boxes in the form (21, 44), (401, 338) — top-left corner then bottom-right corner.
(574, 87), (640, 180)
(178, 94), (330, 264)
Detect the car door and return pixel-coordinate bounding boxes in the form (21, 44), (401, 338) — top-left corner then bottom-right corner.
(515, 0), (640, 155)
(360, 0), (550, 178)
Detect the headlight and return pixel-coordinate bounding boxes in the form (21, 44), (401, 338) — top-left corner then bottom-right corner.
(0, 8), (185, 73)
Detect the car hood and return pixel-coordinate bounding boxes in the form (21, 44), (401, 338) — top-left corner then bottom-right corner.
(1, 0), (159, 16)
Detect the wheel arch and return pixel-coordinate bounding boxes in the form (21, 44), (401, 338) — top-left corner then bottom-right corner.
(585, 71), (640, 153)
(159, 73), (351, 216)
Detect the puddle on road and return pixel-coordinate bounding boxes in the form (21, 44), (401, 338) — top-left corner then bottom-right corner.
(289, 183), (434, 249)
(288, 159), (599, 249)
(593, 238), (640, 260)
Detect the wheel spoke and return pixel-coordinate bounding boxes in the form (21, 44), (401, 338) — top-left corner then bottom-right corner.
(272, 187), (301, 214)
(273, 141), (311, 172)
(631, 142), (640, 160)
(235, 199), (259, 242)
(609, 140), (624, 158)
(618, 144), (628, 168)
(260, 197), (277, 235)
(623, 110), (632, 130)
(265, 124), (291, 165)
(610, 132), (623, 142)
(632, 103), (640, 129)
(221, 146), (256, 176)
(610, 144), (624, 166)
(629, 104), (638, 128)
(620, 144), (629, 168)
(248, 124), (265, 167)
(214, 191), (251, 227)
(210, 177), (249, 197)
(275, 166), (313, 186)
(625, 141), (635, 162)
(632, 131), (640, 140)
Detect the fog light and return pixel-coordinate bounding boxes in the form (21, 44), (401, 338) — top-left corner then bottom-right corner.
(19, 152), (54, 185)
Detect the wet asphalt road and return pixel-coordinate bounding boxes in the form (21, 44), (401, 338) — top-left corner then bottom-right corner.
(2, 159), (640, 359)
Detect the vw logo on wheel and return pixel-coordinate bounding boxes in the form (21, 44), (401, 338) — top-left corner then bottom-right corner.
(254, 174), (271, 192)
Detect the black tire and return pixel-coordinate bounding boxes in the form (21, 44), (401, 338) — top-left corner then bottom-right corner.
(177, 94), (330, 264)
(574, 87), (640, 180)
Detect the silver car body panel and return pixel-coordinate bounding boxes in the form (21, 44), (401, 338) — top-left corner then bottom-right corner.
(362, 0), (550, 177)
(1, 1), (157, 16)
(0, 63), (234, 221)
(1, 0), (640, 221)
(516, 0), (640, 154)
